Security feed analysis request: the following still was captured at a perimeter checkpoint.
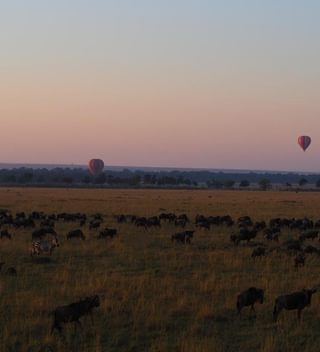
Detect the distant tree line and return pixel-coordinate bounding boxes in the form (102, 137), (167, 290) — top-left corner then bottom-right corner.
(0, 167), (319, 189)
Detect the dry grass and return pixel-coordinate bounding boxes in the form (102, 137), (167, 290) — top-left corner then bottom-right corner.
(0, 188), (320, 352)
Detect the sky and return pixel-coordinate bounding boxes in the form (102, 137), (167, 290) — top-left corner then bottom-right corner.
(0, 0), (320, 172)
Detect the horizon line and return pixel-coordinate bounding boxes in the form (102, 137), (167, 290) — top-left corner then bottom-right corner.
(0, 162), (319, 175)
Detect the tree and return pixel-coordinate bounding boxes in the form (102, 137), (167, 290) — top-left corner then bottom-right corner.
(239, 180), (250, 188)
(17, 172), (34, 183)
(94, 173), (107, 184)
(259, 178), (271, 191)
(299, 178), (308, 187)
(62, 177), (73, 184)
(316, 179), (320, 188)
(207, 179), (223, 189)
(224, 180), (235, 189)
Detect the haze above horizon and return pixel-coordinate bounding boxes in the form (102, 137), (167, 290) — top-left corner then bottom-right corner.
(1, 1), (320, 172)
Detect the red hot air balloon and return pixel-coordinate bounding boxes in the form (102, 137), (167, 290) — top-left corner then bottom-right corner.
(88, 159), (104, 175)
(298, 136), (311, 152)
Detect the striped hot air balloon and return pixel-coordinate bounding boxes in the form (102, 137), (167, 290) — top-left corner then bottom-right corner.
(298, 136), (311, 152)
(88, 159), (104, 175)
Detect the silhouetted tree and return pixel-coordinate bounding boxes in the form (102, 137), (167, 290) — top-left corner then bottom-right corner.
(239, 180), (250, 188)
(259, 178), (271, 191)
(299, 178), (308, 187)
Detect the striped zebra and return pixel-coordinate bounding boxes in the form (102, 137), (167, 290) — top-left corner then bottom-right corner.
(30, 237), (59, 257)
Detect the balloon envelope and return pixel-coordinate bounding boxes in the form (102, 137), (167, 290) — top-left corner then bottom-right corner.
(298, 136), (311, 152)
(88, 159), (104, 175)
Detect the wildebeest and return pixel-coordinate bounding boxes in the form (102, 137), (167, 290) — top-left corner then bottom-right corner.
(6, 267), (17, 276)
(294, 253), (305, 268)
(171, 230), (194, 244)
(236, 287), (264, 316)
(285, 239), (303, 253)
(0, 262), (5, 272)
(98, 228), (117, 239)
(89, 221), (101, 230)
(304, 245), (320, 255)
(50, 295), (100, 334)
(299, 230), (319, 242)
(264, 227), (280, 242)
(32, 227), (56, 240)
(0, 229), (12, 239)
(30, 237), (59, 257)
(66, 229), (85, 240)
(273, 289), (317, 321)
(230, 229), (257, 245)
(251, 247), (266, 259)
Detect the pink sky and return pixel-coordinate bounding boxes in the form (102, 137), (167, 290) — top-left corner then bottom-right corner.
(1, 1), (320, 171)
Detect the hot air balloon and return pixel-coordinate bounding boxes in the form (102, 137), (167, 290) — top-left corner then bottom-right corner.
(88, 159), (104, 175)
(298, 136), (311, 152)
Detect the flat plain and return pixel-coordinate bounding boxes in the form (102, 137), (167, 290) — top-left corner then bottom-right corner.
(1, 188), (320, 352)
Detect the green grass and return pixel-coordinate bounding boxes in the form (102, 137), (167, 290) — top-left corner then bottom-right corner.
(0, 188), (320, 351)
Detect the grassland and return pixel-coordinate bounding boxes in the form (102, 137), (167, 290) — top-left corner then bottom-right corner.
(1, 188), (320, 352)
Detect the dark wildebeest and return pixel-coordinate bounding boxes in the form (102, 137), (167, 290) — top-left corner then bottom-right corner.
(0, 229), (12, 239)
(237, 287), (264, 316)
(264, 227), (280, 242)
(66, 229), (85, 240)
(294, 253), (305, 268)
(89, 221), (101, 230)
(171, 230), (194, 244)
(32, 227), (56, 240)
(98, 228), (117, 239)
(50, 295), (100, 334)
(0, 262), (5, 272)
(299, 230), (319, 242)
(304, 245), (320, 255)
(273, 289), (317, 321)
(231, 229), (257, 246)
(6, 267), (17, 276)
(251, 247), (266, 259)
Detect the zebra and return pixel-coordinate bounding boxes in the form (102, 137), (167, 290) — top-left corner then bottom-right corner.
(30, 237), (59, 257)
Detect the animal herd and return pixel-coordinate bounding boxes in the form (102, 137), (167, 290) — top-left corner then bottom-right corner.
(1, 207), (320, 337)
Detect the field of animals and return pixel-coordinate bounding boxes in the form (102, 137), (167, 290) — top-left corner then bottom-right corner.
(1, 188), (320, 352)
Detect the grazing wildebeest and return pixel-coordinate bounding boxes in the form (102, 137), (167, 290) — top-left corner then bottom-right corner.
(50, 295), (100, 334)
(294, 253), (305, 268)
(32, 227), (56, 240)
(66, 229), (85, 240)
(147, 216), (161, 228)
(236, 287), (264, 316)
(98, 228), (117, 239)
(159, 213), (177, 223)
(30, 237), (59, 257)
(304, 245), (320, 255)
(299, 230), (319, 242)
(238, 216), (253, 228)
(285, 239), (303, 252)
(6, 267), (17, 276)
(0, 229), (12, 239)
(40, 219), (55, 228)
(89, 221), (101, 230)
(14, 217), (35, 229)
(231, 229), (257, 245)
(251, 247), (266, 259)
(196, 221), (211, 230)
(0, 262), (5, 272)
(171, 230), (194, 244)
(273, 289), (317, 321)
(264, 227), (280, 242)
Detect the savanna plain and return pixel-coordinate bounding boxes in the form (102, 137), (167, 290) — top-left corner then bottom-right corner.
(1, 188), (320, 352)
